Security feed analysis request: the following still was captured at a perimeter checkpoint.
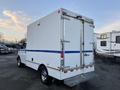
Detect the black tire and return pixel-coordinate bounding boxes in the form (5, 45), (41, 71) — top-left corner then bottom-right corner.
(39, 66), (52, 85)
(17, 57), (23, 67)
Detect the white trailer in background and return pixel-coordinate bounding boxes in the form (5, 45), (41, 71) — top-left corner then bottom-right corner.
(95, 31), (120, 58)
(17, 8), (95, 87)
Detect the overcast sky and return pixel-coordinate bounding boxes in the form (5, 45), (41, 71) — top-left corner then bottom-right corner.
(0, 0), (120, 42)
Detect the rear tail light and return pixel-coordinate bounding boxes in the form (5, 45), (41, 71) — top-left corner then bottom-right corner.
(60, 51), (64, 67)
(61, 51), (64, 59)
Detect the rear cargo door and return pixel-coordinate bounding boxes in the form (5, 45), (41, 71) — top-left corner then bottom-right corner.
(63, 17), (82, 68)
(83, 22), (94, 66)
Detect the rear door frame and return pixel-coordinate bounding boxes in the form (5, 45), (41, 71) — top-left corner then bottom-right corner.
(60, 13), (87, 69)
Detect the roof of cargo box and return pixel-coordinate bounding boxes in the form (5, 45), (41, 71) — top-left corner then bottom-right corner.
(60, 8), (94, 24)
(28, 8), (94, 26)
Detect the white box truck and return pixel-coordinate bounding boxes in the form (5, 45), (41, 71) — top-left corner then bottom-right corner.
(17, 8), (95, 87)
(95, 31), (120, 58)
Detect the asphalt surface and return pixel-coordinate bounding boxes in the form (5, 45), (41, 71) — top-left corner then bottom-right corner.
(0, 54), (120, 90)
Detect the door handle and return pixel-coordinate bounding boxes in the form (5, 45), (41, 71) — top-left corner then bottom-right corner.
(62, 40), (70, 43)
(84, 53), (89, 56)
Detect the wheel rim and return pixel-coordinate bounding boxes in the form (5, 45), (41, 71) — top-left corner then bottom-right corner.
(41, 69), (47, 82)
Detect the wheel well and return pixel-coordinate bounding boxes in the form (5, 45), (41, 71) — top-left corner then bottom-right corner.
(17, 55), (20, 60)
(38, 64), (47, 72)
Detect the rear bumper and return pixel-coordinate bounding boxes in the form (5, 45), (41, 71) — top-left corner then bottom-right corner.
(64, 71), (96, 87)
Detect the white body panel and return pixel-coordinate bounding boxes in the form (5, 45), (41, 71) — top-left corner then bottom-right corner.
(95, 31), (120, 57)
(18, 8), (94, 81)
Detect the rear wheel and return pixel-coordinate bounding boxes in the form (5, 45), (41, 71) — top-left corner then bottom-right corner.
(39, 66), (52, 85)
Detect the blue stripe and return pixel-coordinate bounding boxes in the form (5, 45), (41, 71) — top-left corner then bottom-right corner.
(26, 50), (61, 53)
(20, 49), (93, 53)
(65, 50), (93, 53)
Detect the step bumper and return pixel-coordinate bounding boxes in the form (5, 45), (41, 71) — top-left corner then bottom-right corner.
(64, 71), (96, 87)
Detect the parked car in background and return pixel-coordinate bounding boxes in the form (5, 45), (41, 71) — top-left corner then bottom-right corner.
(0, 44), (9, 54)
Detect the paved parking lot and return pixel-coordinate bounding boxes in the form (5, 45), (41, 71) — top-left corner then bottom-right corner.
(0, 54), (120, 90)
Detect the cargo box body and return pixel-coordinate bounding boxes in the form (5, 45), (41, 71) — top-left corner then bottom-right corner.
(18, 8), (95, 86)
